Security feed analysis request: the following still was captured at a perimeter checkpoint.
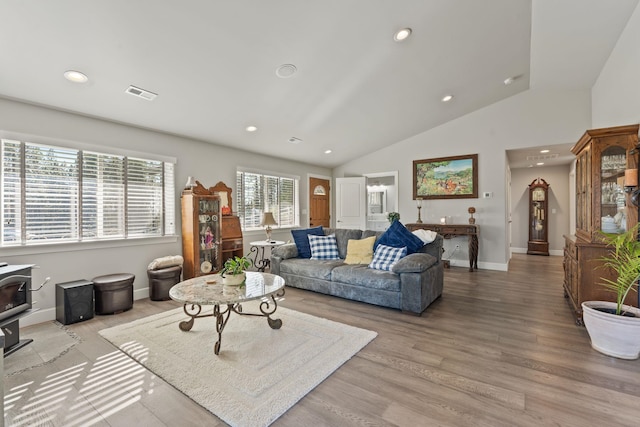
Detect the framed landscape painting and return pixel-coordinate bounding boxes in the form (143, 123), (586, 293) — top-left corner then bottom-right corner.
(413, 154), (478, 199)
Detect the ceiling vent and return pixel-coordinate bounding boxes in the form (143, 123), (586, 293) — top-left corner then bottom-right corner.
(526, 154), (558, 161)
(125, 85), (157, 101)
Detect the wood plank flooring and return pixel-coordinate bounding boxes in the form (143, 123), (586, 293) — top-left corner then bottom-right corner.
(4, 254), (640, 426)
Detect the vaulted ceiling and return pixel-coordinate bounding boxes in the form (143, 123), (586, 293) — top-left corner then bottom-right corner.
(1, 1), (637, 168)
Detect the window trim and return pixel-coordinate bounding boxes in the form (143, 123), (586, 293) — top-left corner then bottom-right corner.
(1, 133), (177, 247)
(236, 167), (300, 232)
(0, 130), (176, 164)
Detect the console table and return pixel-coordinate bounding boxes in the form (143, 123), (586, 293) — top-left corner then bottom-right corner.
(406, 223), (479, 271)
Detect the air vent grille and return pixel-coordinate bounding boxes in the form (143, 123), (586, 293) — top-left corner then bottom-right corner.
(526, 154), (558, 161)
(125, 85), (157, 101)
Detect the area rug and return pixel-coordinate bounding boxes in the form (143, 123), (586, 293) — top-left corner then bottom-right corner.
(4, 321), (81, 376)
(99, 303), (377, 427)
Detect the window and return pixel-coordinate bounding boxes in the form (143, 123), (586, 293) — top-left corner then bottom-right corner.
(236, 169), (299, 230)
(1, 138), (175, 246)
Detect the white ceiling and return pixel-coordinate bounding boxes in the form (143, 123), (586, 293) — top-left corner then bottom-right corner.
(0, 1), (637, 168)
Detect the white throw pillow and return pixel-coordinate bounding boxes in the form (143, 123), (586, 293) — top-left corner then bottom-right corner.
(412, 229), (437, 244)
(148, 255), (184, 270)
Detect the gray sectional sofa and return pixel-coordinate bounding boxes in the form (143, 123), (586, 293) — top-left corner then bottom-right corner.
(270, 228), (444, 315)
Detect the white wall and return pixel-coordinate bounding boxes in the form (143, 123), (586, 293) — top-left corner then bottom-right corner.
(0, 98), (330, 326)
(333, 88), (591, 270)
(510, 165), (571, 255)
(592, 2), (640, 127)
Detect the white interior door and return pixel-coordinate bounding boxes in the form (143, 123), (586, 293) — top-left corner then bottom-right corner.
(335, 177), (366, 229)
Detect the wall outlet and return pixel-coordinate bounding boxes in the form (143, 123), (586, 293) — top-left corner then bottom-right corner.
(483, 192), (492, 198)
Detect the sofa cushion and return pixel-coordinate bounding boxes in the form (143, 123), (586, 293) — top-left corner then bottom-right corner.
(291, 226), (324, 258)
(324, 228), (363, 258)
(375, 221), (424, 254)
(331, 264), (400, 292)
(392, 253), (438, 273)
(279, 258), (344, 281)
(309, 234), (341, 260)
(369, 244), (407, 271)
(362, 230), (384, 240)
(344, 236), (376, 264)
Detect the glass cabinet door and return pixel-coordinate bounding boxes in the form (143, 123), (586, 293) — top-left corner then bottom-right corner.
(530, 188), (546, 241)
(197, 196), (221, 275)
(527, 178), (549, 256)
(599, 146), (627, 234)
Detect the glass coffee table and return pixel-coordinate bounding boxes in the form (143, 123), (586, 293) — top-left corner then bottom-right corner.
(169, 271), (285, 355)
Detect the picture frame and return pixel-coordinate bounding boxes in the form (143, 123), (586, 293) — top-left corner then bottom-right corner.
(413, 154), (478, 199)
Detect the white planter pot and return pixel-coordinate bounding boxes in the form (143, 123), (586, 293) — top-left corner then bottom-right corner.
(222, 272), (246, 286)
(582, 301), (640, 360)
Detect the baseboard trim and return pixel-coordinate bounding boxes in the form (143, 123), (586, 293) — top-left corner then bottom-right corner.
(22, 287), (151, 327)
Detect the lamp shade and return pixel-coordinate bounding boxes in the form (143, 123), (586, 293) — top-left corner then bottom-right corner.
(184, 176), (196, 189)
(260, 212), (278, 226)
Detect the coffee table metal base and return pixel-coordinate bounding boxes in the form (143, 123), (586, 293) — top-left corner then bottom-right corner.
(178, 288), (285, 355)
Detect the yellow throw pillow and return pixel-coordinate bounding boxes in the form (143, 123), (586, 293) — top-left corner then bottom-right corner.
(344, 236), (376, 265)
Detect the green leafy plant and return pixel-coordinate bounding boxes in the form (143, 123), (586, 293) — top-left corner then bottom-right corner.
(387, 212), (400, 223)
(220, 255), (252, 277)
(598, 223), (640, 315)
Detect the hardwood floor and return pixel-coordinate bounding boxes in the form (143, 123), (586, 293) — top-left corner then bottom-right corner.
(4, 254), (640, 426)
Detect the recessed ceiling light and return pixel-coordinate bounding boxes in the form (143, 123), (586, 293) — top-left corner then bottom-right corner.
(540, 149), (550, 153)
(441, 94), (453, 102)
(324, 149), (332, 154)
(245, 125), (257, 132)
(288, 137), (303, 144)
(64, 70), (88, 83)
(537, 162), (545, 166)
(276, 64), (297, 78)
(393, 28), (412, 42)
(503, 77), (515, 85)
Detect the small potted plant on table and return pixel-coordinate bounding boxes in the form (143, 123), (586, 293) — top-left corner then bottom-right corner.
(220, 256), (253, 286)
(582, 223), (640, 359)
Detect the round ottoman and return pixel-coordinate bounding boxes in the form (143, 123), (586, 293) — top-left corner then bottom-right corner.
(147, 265), (182, 301)
(92, 273), (135, 314)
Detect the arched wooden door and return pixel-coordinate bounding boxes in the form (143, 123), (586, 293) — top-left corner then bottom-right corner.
(309, 177), (330, 228)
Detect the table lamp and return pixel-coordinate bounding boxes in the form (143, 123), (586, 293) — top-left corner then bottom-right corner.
(260, 212), (278, 242)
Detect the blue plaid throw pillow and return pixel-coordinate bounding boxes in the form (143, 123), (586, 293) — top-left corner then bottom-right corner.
(308, 234), (341, 260)
(368, 244), (407, 271)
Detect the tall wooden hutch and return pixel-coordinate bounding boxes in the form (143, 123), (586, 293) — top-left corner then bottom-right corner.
(209, 181), (244, 263)
(563, 124), (639, 324)
(181, 181), (222, 279)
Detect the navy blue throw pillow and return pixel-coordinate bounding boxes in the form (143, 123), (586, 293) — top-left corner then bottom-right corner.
(291, 226), (324, 258)
(375, 221), (424, 254)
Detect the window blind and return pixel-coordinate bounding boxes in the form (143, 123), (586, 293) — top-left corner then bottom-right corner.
(24, 143), (80, 242)
(0, 138), (176, 246)
(236, 170), (299, 230)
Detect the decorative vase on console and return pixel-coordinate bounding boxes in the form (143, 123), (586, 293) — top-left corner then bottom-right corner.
(468, 207), (476, 224)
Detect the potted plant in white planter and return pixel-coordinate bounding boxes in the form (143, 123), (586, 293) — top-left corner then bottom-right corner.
(220, 256), (252, 286)
(582, 223), (640, 359)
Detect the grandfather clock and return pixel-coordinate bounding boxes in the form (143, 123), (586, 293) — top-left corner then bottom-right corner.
(527, 178), (550, 255)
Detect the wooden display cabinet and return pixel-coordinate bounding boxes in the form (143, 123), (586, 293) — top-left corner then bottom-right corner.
(563, 124), (639, 324)
(181, 181), (222, 279)
(221, 216), (244, 263)
(209, 181), (244, 263)
(527, 178), (549, 256)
